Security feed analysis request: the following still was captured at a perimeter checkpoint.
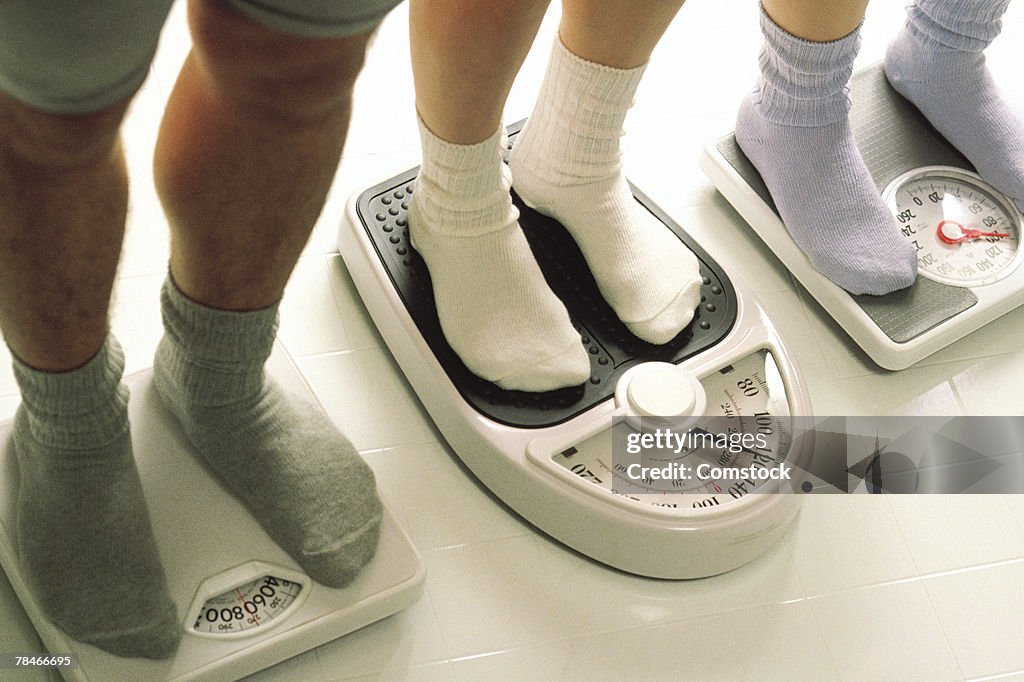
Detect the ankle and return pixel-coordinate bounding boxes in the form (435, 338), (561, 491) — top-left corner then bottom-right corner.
(412, 118), (517, 238)
(12, 336), (129, 450)
(155, 334), (265, 410)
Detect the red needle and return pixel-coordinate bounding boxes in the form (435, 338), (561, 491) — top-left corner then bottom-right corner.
(937, 220), (1010, 244)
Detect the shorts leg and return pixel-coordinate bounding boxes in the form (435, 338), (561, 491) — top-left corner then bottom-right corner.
(0, 0), (175, 114)
(222, 0), (403, 38)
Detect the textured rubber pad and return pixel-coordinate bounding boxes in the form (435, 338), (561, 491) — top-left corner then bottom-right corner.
(353, 121), (737, 428)
(715, 63), (977, 344)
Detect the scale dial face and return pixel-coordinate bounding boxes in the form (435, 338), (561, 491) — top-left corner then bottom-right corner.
(550, 350), (795, 513)
(884, 167), (1022, 286)
(187, 564), (307, 638)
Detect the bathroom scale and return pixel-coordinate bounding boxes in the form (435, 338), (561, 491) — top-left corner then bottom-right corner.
(0, 345), (425, 681)
(338, 121), (814, 580)
(700, 63), (1024, 370)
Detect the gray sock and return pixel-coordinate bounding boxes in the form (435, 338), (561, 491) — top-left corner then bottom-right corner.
(12, 336), (179, 659)
(154, 277), (382, 588)
(736, 5), (917, 296)
(885, 0), (1023, 212)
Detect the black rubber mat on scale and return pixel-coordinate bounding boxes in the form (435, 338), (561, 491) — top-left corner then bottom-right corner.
(716, 63), (977, 344)
(353, 121), (737, 429)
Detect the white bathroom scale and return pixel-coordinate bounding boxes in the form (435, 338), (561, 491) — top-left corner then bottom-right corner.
(0, 345), (424, 681)
(700, 63), (1024, 370)
(338, 121), (815, 580)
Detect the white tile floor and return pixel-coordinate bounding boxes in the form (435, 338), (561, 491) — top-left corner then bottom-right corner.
(2, 1), (1024, 680)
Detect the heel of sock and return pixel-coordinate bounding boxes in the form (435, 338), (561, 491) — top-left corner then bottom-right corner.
(883, 30), (920, 95)
(734, 95), (760, 147)
(151, 336), (184, 424)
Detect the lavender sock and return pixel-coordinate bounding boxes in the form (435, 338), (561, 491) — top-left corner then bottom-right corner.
(737, 5), (917, 295)
(885, 0), (1023, 212)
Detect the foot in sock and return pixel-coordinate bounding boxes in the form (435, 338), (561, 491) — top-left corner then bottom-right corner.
(12, 337), (180, 658)
(409, 118), (590, 392)
(737, 7), (916, 296)
(154, 278), (382, 587)
(736, 97), (917, 295)
(509, 39), (702, 345)
(885, 0), (1024, 212)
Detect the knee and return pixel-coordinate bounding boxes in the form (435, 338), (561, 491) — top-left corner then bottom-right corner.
(0, 92), (129, 169)
(188, 0), (372, 122)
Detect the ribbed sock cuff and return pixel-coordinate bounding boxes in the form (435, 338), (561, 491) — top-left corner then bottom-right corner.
(513, 37), (646, 186)
(413, 116), (518, 237)
(755, 2), (861, 126)
(13, 335), (129, 450)
(157, 274), (280, 407)
(907, 0), (1011, 52)
(547, 36), (647, 114)
(416, 115), (507, 177)
(159, 274), (278, 364)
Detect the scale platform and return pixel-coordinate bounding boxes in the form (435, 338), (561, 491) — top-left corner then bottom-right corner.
(339, 121), (814, 580)
(701, 63), (1024, 370)
(0, 345), (424, 681)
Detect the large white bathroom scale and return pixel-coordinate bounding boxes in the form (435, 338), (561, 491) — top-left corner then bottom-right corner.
(338, 121), (815, 580)
(0, 345), (424, 681)
(700, 63), (1023, 370)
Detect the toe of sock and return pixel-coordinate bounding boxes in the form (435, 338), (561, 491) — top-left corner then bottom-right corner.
(624, 277), (703, 345)
(77, 608), (181, 660)
(495, 340), (590, 392)
(299, 506), (384, 588)
(826, 251), (917, 296)
(878, 259), (918, 295)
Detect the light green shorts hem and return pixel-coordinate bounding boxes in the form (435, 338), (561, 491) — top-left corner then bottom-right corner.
(223, 0), (401, 39)
(0, 0), (401, 115)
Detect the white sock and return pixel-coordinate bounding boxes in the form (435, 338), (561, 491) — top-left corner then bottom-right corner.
(408, 117), (590, 392)
(509, 38), (702, 345)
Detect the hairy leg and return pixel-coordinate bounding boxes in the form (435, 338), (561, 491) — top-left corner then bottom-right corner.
(0, 96), (128, 370)
(0, 93), (179, 658)
(153, 0), (384, 586)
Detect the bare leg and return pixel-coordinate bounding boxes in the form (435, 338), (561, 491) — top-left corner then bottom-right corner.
(152, 0), (384, 587)
(155, 0), (372, 310)
(763, 0), (869, 42)
(559, 0), (685, 68)
(410, 0), (550, 143)
(0, 96), (128, 371)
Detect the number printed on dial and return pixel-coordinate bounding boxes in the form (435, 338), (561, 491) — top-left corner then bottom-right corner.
(885, 167), (1022, 286)
(192, 574), (303, 635)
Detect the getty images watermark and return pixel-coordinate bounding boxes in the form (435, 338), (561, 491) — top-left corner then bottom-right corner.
(622, 427), (793, 484)
(611, 416), (1024, 494)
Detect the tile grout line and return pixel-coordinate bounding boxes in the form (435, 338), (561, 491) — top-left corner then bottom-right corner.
(885, 495), (967, 680)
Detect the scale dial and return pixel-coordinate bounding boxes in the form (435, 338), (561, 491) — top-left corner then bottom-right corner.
(550, 350), (795, 513)
(884, 166), (1022, 286)
(186, 562), (308, 639)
